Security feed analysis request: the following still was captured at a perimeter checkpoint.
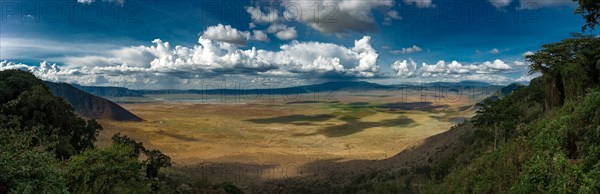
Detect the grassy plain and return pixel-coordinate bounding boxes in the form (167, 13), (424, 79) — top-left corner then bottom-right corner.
(96, 89), (483, 186)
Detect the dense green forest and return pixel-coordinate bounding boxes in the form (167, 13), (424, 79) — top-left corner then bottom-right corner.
(0, 70), (245, 193)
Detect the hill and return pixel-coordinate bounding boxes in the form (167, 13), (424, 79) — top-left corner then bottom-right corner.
(77, 80), (499, 99)
(45, 81), (143, 122)
(0, 69), (174, 193)
(73, 84), (144, 97)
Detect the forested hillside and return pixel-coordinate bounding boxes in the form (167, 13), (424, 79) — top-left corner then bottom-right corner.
(0, 70), (241, 193)
(346, 3), (600, 192)
(0, 70), (170, 193)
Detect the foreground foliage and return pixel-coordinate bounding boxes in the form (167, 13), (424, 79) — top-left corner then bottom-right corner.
(0, 70), (240, 193)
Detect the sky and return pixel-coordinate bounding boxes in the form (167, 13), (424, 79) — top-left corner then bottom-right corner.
(0, 0), (594, 89)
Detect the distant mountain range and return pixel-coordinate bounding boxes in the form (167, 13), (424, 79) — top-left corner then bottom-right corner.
(73, 81), (500, 97)
(45, 82), (143, 122)
(41, 80), (505, 122)
(73, 84), (144, 97)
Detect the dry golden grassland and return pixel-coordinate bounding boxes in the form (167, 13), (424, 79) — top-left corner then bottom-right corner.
(97, 89), (484, 185)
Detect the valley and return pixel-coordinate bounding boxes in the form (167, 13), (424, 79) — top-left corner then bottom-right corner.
(96, 89), (484, 187)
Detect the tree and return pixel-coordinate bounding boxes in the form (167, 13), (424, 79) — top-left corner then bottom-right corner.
(64, 134), (172, 193)
(474, 97), (520, 149)
(573, 0), (600, 31)
(0, 70), (46, 104)
(0, 116), (68, 193)
(0, 70), (103, 158)
(112, 133), (172, 179)
(526, 35), (600, 109)
(65, 144), (145, 193)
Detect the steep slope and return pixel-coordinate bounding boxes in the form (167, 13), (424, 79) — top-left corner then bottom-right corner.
(73, 84), (144, 97)
(44, 81), (143, 122)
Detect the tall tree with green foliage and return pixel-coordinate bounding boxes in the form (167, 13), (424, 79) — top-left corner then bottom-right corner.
(526, 35), (600, 109)
(112, 133), (172, 179)
(64, 134), (173, 193)
(573, 0), (600, 31)
(65, 144), (145, 193)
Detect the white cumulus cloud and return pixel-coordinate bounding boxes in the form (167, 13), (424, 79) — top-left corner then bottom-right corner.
(513, 61), (527, 66)
(267, 24), (298, 40)
(523, 51), (534, 56)
(391, 58), (417, 77)
(252, 30), (270, 42)
(1, 60), (80, 83)
(9, 35), (382, 87)
(202, 24), (251, 45)
(419, 59), (512, 77)
(275, 27), (298, 40)
(480, 59), (512, 71)
(391, 45), (423, 54)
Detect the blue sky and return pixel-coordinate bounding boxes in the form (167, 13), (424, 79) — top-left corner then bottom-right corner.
(0, 0), (594, 89)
